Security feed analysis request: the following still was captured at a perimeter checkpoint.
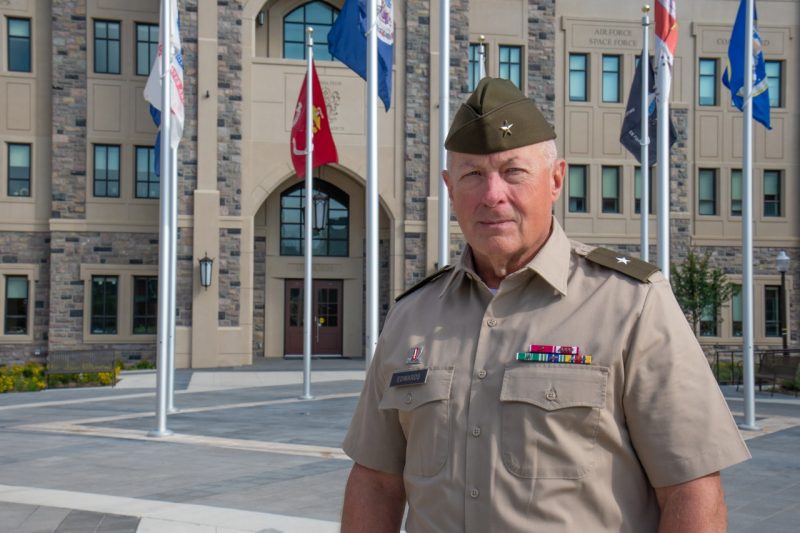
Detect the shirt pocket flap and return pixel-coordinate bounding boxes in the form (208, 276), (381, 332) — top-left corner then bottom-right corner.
(379, 368), (455, 412)
(500, 366), (608, 411)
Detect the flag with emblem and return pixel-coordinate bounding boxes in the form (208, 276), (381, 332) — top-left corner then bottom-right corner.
(289, 61), (338, 178)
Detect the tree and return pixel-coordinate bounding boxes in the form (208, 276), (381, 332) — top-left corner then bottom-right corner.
(670, 249), (734, 335)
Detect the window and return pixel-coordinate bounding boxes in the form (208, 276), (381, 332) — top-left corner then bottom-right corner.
(601, 166), (620, 213)
(4, 276), (28, 335)
(91, 275), (118, 334)
(136, 23), (159, 76)
(698, 168), (717, 215)
(8, 143), (31, 197)
(731, 285), (742, 337)
(602, 55), (621, 103)
(765, 60), (782, 108)
(93, 145), (120, 198)
(283, 1), (338, 60)
(7, 18), (31, 72)
(764, 285), (780, 337)
(135, 146), (158, 199)
(569, 53), (588, 102)
(132, 276), (157, 334)
(699, 304), (718, 337)
(634, 166), (655, 215)
(568, 165), (587, 213)
(498, 45), (522, 89)
(763, 170), (781, 217)
(280, 179), (349, 257)
(730, 169), (742, 216)
(468, 43), (485, 92)
(698, 58), (717, 106)
(94, 20), (121, 74)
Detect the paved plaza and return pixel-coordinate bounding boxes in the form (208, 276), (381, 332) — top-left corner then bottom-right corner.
(0, 358), (798, 532)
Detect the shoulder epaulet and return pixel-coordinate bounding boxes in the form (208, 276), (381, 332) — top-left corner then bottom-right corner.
(395, 265), (455, 302)
(584, 247), (660, 283)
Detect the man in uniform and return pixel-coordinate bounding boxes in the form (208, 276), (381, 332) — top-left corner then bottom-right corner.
(340, 78), (749, 532)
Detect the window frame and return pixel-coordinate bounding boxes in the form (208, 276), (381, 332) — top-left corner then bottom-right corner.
(132, 276), (158, 335)
(601, 166), (621, 214)
(762, 169), (782, 218)
(7, 142), (32, 198)
(280, 178), (350, 257)
(698, 58), (718, 106)
(135, 22), (159, 77)
(498, 44), (522, 89)
(569, 53), (588, 102)
(698, 168), (718, 216)
(7, 17), (32, 73)
(94, 19), (122, 75)
(93, 144), (121, 198)
(90, 275), (119, 335)
(634, 166), (655, 215)
(567, 165), (588, 213)
(0, 265), (38, 342)
(282, 1), (339, 61)
(601, 54), (621, 103)
(135, 146), (158, 199)
(730, 169), (742, 217)
(764, 285), (781, 338)
(765, 60), (782, 108)
(468, 42), (485, 92)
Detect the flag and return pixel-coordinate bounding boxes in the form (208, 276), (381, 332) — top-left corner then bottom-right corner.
(143, 0), (185, 176)
(722, 0), (771, 129)
(620, 57), (677, 164)
(654, 0), (677, 101)
(290, 62), (338, 178)
(328, 0), (393, 111)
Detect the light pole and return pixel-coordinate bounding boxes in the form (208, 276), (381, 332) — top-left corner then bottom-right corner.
(776, 250), (790, 350)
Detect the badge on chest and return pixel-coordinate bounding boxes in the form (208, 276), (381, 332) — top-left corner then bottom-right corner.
(390, 368), (429, 387)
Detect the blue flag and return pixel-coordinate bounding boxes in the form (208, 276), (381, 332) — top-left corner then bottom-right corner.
(722, 0), (771, 129)
(328, 0), (393, 111)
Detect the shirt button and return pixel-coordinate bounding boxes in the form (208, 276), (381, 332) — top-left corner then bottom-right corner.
(472, 426), (481, 437)
(477, 369), (487, 379)
(405, 392), (413, 404)
(470, 488), (480, 498)
(545, 390), (557, 401)
(487, 318), (497, 327)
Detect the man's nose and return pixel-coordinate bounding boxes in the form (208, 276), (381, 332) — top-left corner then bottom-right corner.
(481, 172), (507, 207)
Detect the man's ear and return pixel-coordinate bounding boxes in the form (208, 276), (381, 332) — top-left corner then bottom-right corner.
(442, 170), (454, 201)
(551, 159), (566, 201)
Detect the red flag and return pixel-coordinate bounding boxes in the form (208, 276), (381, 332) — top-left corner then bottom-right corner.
(290, 62), (338, 178)
(655, 0), (678, 90)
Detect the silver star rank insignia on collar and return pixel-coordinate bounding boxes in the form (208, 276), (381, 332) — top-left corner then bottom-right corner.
(616, 256), (631, 265)
(499, 120), (513, 137)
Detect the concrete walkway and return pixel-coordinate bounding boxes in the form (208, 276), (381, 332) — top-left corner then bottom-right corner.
(0, 359), (798, 532)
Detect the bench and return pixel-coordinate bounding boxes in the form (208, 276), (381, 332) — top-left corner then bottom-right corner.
(755, 352), (800, 396)
(45, 350), (118, 387)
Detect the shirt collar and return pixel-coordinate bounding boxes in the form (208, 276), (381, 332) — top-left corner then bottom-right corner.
(440, 217), (571, 298)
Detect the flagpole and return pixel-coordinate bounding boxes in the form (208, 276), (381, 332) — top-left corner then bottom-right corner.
(478, 34), (486, 80)
(151, 0), (173, 437)
(739, 0), (758, 430)
(437, 0), (451, 270)
(167, 145), (177, 413)
(655, 19), (670, 280)
(302, 27), (314, 400)
(365, 0), (379, 366)
(640, 6), (650, 262)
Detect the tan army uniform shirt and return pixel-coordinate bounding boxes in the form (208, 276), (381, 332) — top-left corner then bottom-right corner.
(343, 220), (750, 532)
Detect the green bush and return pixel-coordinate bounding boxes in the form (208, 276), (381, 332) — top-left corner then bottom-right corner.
(0, 362), (46, 393)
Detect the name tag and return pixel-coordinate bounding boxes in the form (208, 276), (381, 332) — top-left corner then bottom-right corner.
(390, 368), (429, 387)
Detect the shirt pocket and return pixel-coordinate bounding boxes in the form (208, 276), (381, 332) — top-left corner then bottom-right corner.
(378, 367), (454, 477)
(499, 365), (608, 479)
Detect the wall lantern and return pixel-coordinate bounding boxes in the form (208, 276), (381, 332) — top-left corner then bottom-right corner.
(312, 191), (329, 233)
(198, 253), (214, 290)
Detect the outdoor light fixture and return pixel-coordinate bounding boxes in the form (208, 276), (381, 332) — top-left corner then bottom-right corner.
(776, 250), (790, 350)
(198, 253), (214, 290)
(312, 191), (329, 233)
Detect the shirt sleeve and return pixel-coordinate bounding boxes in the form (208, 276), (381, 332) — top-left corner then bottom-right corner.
(342, 330), (407, 475)
(623, 276), (751, 488)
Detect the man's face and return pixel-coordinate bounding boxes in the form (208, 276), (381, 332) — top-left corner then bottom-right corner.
(443, 142), (565, 272)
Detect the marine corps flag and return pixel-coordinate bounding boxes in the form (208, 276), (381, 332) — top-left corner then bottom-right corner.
(290, 62), (338, 178)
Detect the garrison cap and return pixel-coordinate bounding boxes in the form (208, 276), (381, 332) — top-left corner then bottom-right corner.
(444, 77), (556, 154)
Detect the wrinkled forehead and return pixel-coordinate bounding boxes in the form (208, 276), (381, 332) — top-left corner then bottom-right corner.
(447, 142), (552, 172)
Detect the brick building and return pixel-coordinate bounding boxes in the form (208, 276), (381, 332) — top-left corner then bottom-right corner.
(0, 0), (796, 367)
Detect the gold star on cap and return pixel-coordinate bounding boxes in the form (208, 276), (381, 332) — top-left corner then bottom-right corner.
(499, 120), (514, 137)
